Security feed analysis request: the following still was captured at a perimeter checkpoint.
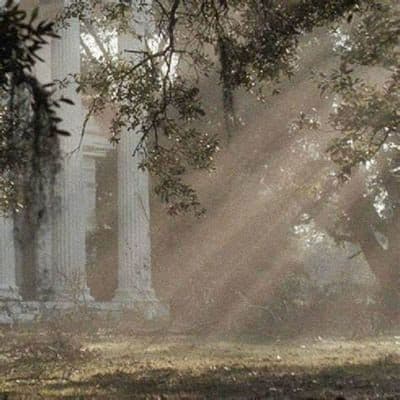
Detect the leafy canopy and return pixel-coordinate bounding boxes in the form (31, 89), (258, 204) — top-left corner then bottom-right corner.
(0, 0), (71, 215)
(3, 0), (394, 215)
(58, 0), (362, 214)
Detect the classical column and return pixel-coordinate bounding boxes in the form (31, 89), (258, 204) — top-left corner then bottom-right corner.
(113, 127), (156, 303)
(34, 5), (53, 299)
(0, 214), (20, 300)
(113, 26), (157, 304)
(0, 0), (20, 306)
(50, 2), (92, 302)
(36, 223), (53, 299)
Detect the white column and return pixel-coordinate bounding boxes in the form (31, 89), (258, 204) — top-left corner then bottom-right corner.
(36, 222), (53, 299)
(34, 5), (53, 299)
(113, 25), (157, 304)
(0, 0), (20, 305)
(0, 214), (20, 300)
(113, 127), (156, 303)
(83, 157), (97, 233)
(50, 2), (91, 302)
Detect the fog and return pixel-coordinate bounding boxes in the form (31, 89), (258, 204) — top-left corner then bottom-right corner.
(1, 1), (400, 398)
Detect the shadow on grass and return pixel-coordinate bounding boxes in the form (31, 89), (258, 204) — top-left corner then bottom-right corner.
(41, 356), (400, 399)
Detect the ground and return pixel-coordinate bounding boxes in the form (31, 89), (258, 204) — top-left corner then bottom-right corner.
(1, 325), (400, 399)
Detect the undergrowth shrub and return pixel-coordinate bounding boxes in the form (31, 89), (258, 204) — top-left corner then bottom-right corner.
(242, 271), (382, 338)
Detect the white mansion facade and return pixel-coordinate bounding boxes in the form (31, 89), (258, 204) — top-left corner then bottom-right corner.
(0, 0), (166, 323)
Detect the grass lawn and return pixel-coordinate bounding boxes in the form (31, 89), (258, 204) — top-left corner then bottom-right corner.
(1, 327), (400, 399)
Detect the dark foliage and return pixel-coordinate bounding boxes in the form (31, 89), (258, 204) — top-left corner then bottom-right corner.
(0, 1), (66, 213)
(59, 0), (363, 214)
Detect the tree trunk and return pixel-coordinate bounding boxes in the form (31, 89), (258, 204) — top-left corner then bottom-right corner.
(348, 195), (400, 319)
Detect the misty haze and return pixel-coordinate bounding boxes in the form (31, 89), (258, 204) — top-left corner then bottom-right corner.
(0, 0), (399, 398)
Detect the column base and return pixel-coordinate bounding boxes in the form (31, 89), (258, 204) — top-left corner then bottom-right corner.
(0, 299), (170, 325)
(0, 285), (22, 301)
(50, 285), (94, 303)
(0, 312), (13, 325)
(0, 300), (39, 325)
(0, 286), (23, 324)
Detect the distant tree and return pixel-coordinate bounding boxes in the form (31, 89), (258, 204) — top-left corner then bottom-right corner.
(300, 0), (399, 314)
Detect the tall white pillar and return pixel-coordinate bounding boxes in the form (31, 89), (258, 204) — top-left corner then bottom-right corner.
(50, 2), (91, 302)
(34, 5), (53, 299)
(36, 222), (53, 299)
(0, 0), (20, 306)
(113, 126), (156, 303)
(0, 214), (20, 300)
(113, 25), (157, 305)
(0, 0), (20, 326)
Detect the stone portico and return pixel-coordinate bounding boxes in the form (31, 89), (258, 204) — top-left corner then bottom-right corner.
(0, 0), (167, 324)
